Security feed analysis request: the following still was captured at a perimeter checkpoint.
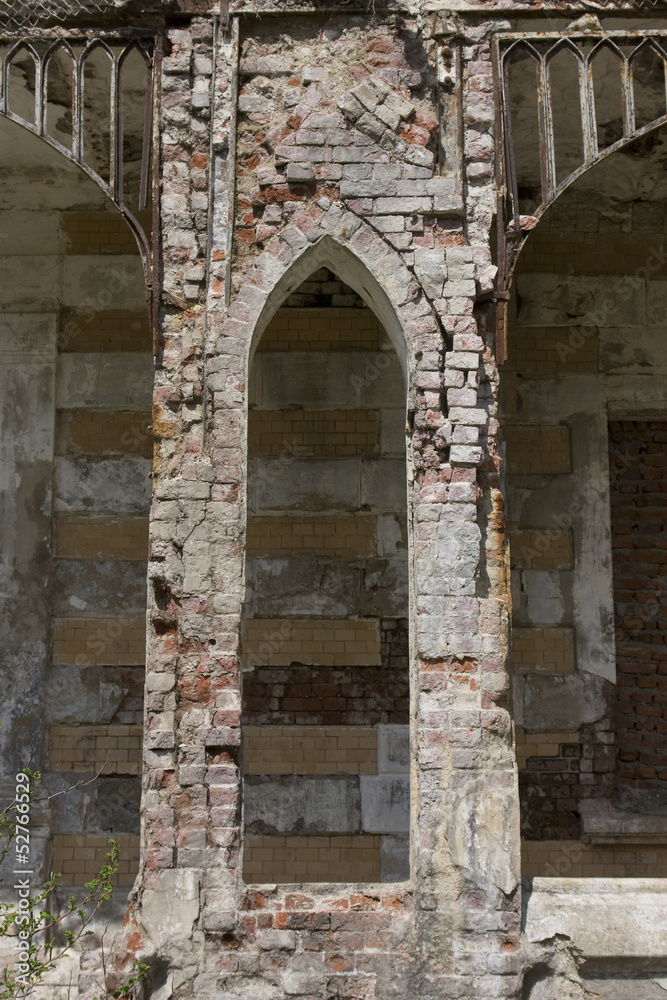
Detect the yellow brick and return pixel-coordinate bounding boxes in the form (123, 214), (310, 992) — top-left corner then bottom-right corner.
(56, 517), (149, 560)
(258, 308), (382, 352)
(505, 425), (571, 475)
(509, 528), (574, 570)
(58, 410), (153, 457)
(242, 618), (381, 667)
(513, 628), (574, 675)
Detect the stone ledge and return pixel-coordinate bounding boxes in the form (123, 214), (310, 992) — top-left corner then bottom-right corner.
(580, 799), (667, 844)
(524, 877), (667, 957)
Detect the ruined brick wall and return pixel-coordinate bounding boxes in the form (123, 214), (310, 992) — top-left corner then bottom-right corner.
(505, 157), (667, 875)
(609, 420), (667, 793)
(112, 10), (521, 1000)
(9, 4), (667, 999)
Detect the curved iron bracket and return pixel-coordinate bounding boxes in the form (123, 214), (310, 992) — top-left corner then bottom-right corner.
(0, 29), (161, 351)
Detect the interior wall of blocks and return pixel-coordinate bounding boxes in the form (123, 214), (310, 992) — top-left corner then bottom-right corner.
(3, 4), (667, 1000)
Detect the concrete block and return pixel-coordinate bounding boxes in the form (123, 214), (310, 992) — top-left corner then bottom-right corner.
(360, 458), (407, 511)
(244, 775), (361, 834)
(360, 556), (409, 617)
(54, 456), (152, 513)
(378, 725), (410, 773)
(0, 256), (60, 310)
(523, 672), (612, 731)
(245, 556), (362, 617)
(525, 878), (667, 958)
(53, 560), (147, 616)
(141, 869), (200, 955)
(249, 456), (361, 511)
(57, 353), (154, 409)
(381, 407), (407, 454)
(599, 324), (667, 373)
(96, 777), (141, 834)
(62, 256), (146, 310)
(360, 775), (410, 833)
(521, 570), (564, 626)
(515, 273), (645, 328)
(46, 666), (125, 724)
(0, 210), (62, 256)
(381, 834), (410, 883)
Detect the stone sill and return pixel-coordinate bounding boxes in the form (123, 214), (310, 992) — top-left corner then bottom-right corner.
(524, 877), (667, 957)
(579, 799), (667, 844)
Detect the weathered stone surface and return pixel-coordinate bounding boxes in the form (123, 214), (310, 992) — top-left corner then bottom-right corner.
(360, 775), (410, 833)
(244, 775), (361, 834)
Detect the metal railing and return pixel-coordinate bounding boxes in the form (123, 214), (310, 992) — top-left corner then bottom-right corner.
(494, 30), (667, 345)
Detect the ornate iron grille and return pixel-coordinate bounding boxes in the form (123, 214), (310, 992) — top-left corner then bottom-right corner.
(495, 32), (667, 278)
(0, 33), (157, 257)
(0, 2), (105, 31)
(0, 1), (162, 32)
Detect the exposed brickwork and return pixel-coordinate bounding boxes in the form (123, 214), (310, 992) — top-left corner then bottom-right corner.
(244, 834), (381, 883)
(522, 839), (667, 878)
(512, 627), (575, 674)
(242, 667), (410, 727)
(55, 517), (149, 560)
(242, 618), (382, 667)
(518, 719), (616, 842)
(49, 725), (143, 774)
(248, 408), (379, 456)
(258, 306), (381, 352)
(284, 269), (368, 308)
(509, 326), (598, 374)
(58, 409), (153, 456)
(518, 230), (667, 277)
(108, 14), (519, 1000)
(246, 514), (379, 559)
(52, 617), (146, 666)
(59, 309), (151, 352)
(52, 834), (140, 887)
(609, 420), (667, 789)
(244, 725), (378, 775)
(509, 528), (574, 570)
(505, 425), (571, 475)
(61, 211), (151, 255)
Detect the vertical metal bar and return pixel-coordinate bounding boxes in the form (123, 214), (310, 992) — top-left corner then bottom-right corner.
(151, 34), (163, 360)
(500, 56), (521, 234)
(581, 49), (597, 164)
(109, 50), (120, 202)
(1, 49), (8, 115)
(537, 54), (555, 205)
(202, 16), (219, 443)
(35, 50), (44, 134)
(621, 53), (634, 137)
(492, 38), (508, 366)
(224, 16), (240, 310)
(138, 54), (152, 212)
(74, 48), (84, 162)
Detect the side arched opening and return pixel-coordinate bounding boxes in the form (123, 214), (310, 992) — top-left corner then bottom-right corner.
(241, 263), (410, 885)
(0, 114), (152, 937)
(502, 123), (667, 880)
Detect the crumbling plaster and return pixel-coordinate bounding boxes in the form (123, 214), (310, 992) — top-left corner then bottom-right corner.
(5, 3), (667, 998)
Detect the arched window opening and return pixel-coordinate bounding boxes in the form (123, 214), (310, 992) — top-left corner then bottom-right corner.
(502, 131), (667, 877)
(242, 267), (410, 885)
(0, 115), (151, 893)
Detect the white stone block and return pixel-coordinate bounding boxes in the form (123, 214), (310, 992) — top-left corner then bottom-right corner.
(360, 775), (410, 833)
(378, 725), (410, 773)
